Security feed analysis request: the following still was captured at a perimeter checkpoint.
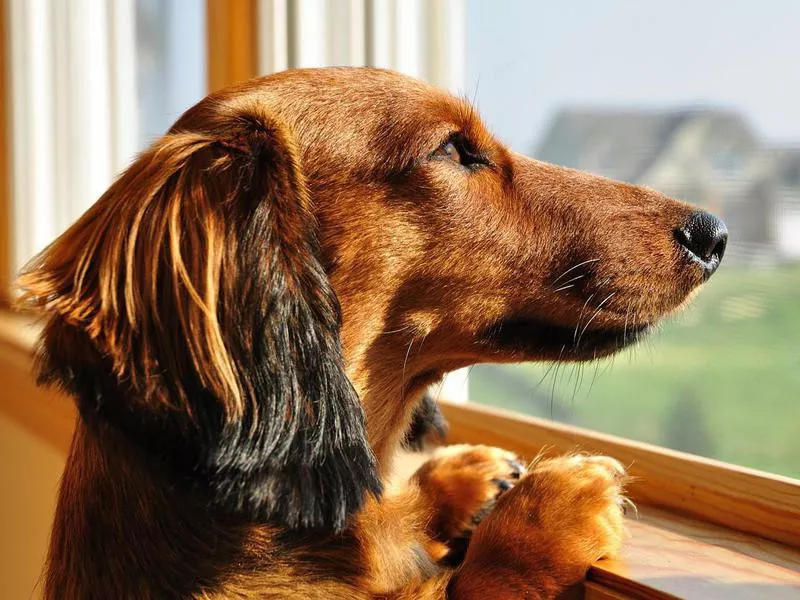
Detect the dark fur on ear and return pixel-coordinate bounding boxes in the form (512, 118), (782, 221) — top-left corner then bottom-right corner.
(17, 104), (381, 531)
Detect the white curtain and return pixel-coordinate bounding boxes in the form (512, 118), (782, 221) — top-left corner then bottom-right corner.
(257, 0), (465, 95)
(7, 0), (138, 273)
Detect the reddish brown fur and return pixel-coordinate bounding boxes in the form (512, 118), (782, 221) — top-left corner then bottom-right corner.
(17, 68), (715, 598)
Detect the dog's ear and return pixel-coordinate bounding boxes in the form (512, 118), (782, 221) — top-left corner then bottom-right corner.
(16, 106), (381, 531)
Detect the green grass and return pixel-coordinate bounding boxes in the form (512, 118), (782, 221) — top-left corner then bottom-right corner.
(469, 265), (800, 479)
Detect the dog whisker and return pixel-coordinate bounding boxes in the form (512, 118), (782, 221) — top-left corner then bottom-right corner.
(549, 344), (567, 419)
(573, 292), (598, 345)
(400, 337), (416, 400)
(579, 360), (589, 395)
(570, 363), (584, 405)
(532, 359), (559, 394)
(550, 258), (600, 287)
(623, 302), (631, 347)
(415, 331), (430, 355)
(380, 325), (416, 336)
(576, 292), (617, 348)
(586, 356), (602, 399)
(551, 273), (586, 293)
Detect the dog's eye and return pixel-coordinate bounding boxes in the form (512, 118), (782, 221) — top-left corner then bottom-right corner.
(432, 135), (487, 169)
(438, 141), (463, 163)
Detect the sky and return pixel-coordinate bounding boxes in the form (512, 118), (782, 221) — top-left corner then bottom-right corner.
(465, 0), (800, 154)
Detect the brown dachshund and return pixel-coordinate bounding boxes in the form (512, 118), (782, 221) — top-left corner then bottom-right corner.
(17, 67), (726, 599)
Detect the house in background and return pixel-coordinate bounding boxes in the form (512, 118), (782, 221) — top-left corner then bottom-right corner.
(767, 149), (800, 259)
(535, 109), (800, 264)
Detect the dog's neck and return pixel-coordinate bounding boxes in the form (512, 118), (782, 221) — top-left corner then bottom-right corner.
(354, 370), (429, 472)
(345, 335), (450, 472)
(47, 419), (261, 598)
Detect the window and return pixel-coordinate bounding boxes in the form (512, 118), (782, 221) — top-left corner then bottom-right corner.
(465, 1), (800, 479)
(8, 2), (798, 479)
(7, 0), (207, 274)
(7, 1), (797, 481)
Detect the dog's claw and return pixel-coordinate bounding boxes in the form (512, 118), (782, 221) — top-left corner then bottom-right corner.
(493, 478), (513, 493)
(507, 458), (526, 479)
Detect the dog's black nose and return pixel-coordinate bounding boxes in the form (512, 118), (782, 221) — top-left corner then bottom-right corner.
(674, 211), (728, 279)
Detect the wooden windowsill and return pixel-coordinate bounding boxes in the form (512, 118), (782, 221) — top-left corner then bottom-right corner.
(441, 401), (800, 549)
(1, 312), (799, 599)
(440, 402), (800, 598)
(588, 508), (800, 599)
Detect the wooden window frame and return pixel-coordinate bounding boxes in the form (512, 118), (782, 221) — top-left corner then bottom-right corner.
(441, 400), (800, 551)
(439, 400), (800, 598)
(0, 0), (10, 305)
(207, 0), (258, 92)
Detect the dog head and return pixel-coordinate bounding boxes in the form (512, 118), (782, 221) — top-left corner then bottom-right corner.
(18, 67), (725, 529)
(207, 69), (726, 460)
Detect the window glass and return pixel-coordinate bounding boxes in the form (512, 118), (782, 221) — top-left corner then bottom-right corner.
(465, 1), (800, 478)
(136, 0), (207, 147)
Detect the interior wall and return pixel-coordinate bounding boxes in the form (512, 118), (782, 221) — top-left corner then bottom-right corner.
(0, 412), (66, 599)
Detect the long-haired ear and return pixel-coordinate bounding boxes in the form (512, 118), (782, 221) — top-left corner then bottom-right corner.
(16, 106), (381, 531)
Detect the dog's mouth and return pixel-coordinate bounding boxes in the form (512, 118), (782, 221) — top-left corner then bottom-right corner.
(478, 316), (651, 361)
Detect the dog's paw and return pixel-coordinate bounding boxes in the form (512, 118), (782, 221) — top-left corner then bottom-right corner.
(475, 453), (627, 567)
(412, 444), (526, 542)
(523, 454), (628, 561)
(450, 454), (628, 598)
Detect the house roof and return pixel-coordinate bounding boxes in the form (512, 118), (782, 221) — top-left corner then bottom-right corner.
(534, 108), (754, 183)
(768, 148), (800, 187)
